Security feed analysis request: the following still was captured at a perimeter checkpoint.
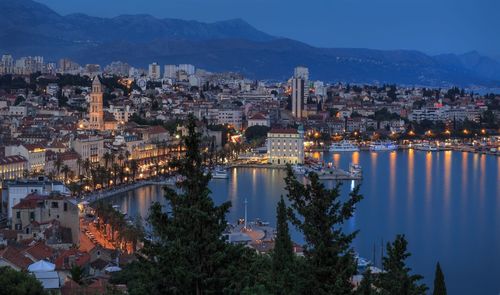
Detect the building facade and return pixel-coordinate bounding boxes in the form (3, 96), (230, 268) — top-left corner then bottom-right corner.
(88, 77), (104, 130)
(267, 127), (304, 165)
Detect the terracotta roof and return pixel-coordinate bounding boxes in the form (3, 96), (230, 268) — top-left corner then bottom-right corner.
(25, 242), (54, 261)
(268, 128), (298, 134)
(0, 155), (27, 165)
(147, 125), (168, 134)
(55, 249), (90, 270)
(249, 113), (267, 120)
(12, 193), (44, 210)
(0, 246), (32, 270)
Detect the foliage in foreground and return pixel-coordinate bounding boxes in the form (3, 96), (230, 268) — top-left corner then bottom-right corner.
(0, 266), (46, 295)
(113, 114), (432, 294)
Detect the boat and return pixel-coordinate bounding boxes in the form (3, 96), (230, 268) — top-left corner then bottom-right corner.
(329, 140), (360, 152)
(292, 164), (307, 175)
(414, 142), (439, 152)
(212, 167), (229, 179)
(349, 163), (362, 178)
(369, 141), (398, 151)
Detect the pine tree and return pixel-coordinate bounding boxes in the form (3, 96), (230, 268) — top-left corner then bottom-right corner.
(272, 196), (296, 294)
(432, 262), (447, 295)
(284, 165), (363, 295)
(356, 268), (376, 295)
(375, 234), (427, 295)
(143, 114), (233, 294)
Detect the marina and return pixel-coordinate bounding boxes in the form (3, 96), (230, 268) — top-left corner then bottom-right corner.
(105, 150), (500, 295)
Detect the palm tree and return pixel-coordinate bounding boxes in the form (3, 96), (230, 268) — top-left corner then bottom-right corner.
(83, 159), (91, 178)
(76, 157), (82, 177)
(54, 157), (63, 179)
(117, 153), (125, 167)
(130, 160), (139, 181)
(103, 152), (112, 169)
(112, 163), (120, 185)
(61, 165), (71, 183)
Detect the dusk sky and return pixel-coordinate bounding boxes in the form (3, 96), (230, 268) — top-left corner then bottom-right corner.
(37, 0), (500, 57)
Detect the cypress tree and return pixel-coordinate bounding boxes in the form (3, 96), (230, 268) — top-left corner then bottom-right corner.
(356, 268), (376, 295)
(284, 165), (363, 295)
(144, 114), (233, 294)
(375, 234), (427, 295)
(432, 262), (447, 295)
(272, 196), (296, 294)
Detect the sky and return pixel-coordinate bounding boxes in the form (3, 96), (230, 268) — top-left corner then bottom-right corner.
(37, 0), (500, 57)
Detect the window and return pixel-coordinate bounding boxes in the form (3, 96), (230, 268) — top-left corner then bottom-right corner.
(16, 211), (20, 219)
(30, 212), (35, 220)
(64, 203), (68, 211)
(51, 202), (59, 209)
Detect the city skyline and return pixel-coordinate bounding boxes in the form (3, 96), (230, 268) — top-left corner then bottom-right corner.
(36, 0), (500, 57)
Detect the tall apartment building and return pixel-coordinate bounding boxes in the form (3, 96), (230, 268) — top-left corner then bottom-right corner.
(148, 62), (161, 80)
(291, 66), (309, 119)
(164, 65), (178, 79)
(178, 64), (195, 75)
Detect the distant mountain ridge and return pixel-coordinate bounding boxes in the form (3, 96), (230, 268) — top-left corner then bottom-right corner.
(1, 0), (500, 87)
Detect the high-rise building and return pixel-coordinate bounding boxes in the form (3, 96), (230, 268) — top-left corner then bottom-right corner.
(148, 62), (161, 80)
(178, 64), (195, 75)
(89, 76), (104, 130)
(291, 66), (309, 118)
(292, 77), (305, 118)
(0, 54), (14, 74)
(294, 66), (309, 80)
(164, 65), (178, 79)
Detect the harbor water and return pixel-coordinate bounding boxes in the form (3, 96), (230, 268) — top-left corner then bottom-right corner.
(107, 150), (500, 295)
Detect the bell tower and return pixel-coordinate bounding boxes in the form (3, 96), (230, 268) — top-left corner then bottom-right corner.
(89, 76), (104, 130)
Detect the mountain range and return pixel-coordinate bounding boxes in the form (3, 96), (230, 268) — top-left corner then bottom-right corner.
(1, 0), (500, 87)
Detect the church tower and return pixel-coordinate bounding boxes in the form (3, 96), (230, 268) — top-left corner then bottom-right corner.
(89, 76), (104, 130)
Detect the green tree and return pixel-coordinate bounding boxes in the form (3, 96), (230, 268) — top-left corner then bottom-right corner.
(244, 125), (270, 142)
(271, 196), (298, 294)
(135, 114), (236, 294)
(375, 234), (427, 295)
(70, 265), (86, 285)
(284, 165), (363, 294)
(356, 268), (376, 295)
(0, 266), (46, 295)
(432, 262), (447, 295)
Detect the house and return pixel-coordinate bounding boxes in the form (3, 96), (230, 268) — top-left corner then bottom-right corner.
(0, 246), (32, 270)
(247, 113), (270, 127)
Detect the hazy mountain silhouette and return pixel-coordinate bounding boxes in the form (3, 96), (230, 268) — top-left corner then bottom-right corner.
(1, 0), (499, 86)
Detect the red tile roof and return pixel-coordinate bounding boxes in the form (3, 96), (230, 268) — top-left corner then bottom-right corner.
(12, 193), (44, 210)
(0, 247), (32, 270)
(55, 249), (90, 270)
(268, 128), (298, 134)
(25, 242), (54, 261)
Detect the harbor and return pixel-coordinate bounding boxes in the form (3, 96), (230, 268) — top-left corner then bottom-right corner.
(104, 150), (499, 295)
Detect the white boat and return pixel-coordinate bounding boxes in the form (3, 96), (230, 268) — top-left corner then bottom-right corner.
(212, 168), (229, 179)
(370, 141), (398, 151)
(414, 142), (439, 152)
(329, 140), (360, 152)
(349, 163), (362, 178)
(292, 165), (307, 175)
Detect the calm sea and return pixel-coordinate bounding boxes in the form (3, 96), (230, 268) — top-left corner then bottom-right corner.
(108, 151), (500, 295)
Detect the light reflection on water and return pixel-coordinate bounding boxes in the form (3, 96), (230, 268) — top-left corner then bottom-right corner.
(108, 151), (499, 295)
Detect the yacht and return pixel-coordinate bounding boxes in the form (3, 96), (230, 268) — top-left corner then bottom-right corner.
(212, 167), (229, 179)
(414, 142), (439, 152)
(292, 165), (308, 175)
(349, 163), (363, 178)
(329, 140), (359, 152)
(369, 141), (398, 151)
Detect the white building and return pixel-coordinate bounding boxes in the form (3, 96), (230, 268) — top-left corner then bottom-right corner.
(179, 64), (195, 75)
(5, 144), (46, 172)
(247, 113), (270, 127)
(218, 109), (243, 129)
(267, 127), (304, 165)
(2, 179), (69, 219)
(148, 62), (161, 80)
(164, 65), (178, 79)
